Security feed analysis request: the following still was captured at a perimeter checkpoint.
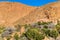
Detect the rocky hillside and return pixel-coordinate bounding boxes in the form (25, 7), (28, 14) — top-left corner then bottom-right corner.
(14, 2), (60, 25)
(0, 2), (36, 26)
(0, 2), (60, 26)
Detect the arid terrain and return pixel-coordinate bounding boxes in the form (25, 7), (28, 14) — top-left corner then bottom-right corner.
(0, 2), (60, 26)
(0, 1), (60, 40)
(0, 2), (36, 26)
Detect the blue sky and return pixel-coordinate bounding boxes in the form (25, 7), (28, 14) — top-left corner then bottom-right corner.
(0, 0), (57, 6)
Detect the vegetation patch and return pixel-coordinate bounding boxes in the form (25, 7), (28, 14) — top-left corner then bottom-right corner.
(0, 21), (60, 40)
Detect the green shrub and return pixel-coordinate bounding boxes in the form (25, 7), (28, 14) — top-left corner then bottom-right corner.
(24, 28), (45, 40)
(48, 30), (59, 39)
(42, 28), (50, 36)
(37, 22), (52, 25)
(42, 28), (59, 39)
(56, 24), (60, 34)
(14, 33), (20, 40)
(0, 27), (5, 34)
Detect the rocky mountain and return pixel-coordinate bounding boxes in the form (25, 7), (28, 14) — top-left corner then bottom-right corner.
(0, 2), (60, 26)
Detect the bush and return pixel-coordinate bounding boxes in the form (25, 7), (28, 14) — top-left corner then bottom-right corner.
(42, 28), (50, 36)
(37, 22), (52, 25)
(56, 24), (60, 34)
(14, 33), (20, 40)
(0, 27), (5, 34)
(24, 28), (45, 40)
(42, 28), (59, 39)
(48, 30), (59, 39)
